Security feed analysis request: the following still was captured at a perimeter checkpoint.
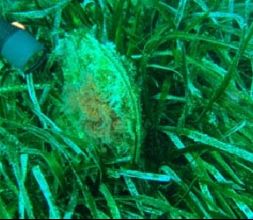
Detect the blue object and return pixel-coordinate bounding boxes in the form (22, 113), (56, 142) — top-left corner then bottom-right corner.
(0, 18), (45, 72)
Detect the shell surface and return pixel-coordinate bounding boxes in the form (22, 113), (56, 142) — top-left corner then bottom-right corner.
(56, 29), (142, 163)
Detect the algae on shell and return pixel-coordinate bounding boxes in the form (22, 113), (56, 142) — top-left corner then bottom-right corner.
(56, 29), (142, 163)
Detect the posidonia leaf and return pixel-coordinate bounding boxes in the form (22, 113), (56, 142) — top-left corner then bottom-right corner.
(9, 0), (70, 19)
(99, 183), (121, 219)
(161, 126), (253, 163)
(108, 169), (172, 182)
(32, 166), (61, 219)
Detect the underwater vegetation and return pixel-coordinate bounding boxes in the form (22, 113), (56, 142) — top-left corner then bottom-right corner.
(0, 0), (253, 219)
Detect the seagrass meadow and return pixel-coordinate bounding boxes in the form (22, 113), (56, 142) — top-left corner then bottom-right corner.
(1, 0), (253, 219)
